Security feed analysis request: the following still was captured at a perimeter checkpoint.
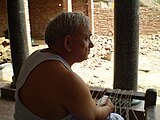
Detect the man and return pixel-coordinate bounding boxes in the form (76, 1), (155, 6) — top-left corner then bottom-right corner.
(14, 12), (123, 120)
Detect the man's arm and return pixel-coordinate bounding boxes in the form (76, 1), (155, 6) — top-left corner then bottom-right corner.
(61, 71), (114, 120)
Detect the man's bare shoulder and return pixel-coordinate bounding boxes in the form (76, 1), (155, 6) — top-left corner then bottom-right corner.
(35, 60), (87, 91)
(33, 60), (70, 78)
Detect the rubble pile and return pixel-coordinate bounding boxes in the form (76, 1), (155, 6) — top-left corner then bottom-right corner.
(139, 34), (160, 55)
(0, 37), (11, 64)
(90, 35), (113, 60)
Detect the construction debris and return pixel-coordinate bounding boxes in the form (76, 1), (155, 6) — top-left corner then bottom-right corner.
(0, 37), (11, 64)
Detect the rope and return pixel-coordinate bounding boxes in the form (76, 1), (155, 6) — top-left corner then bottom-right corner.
(93, 88), (140, 120)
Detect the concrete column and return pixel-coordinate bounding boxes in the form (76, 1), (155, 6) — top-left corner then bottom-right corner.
(113, 0), (139, 91)
(7, 0), (31, 88)
(24, 0), (32, 53)
(68, 0), (72, 12)
(87, 0), (94, 36)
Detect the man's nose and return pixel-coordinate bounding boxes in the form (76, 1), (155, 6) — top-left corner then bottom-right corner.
(90, 40), (94, 48)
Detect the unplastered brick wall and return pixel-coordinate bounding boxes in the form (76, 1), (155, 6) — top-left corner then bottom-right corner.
(94, 2), (114, 36)
(72, 0), (88, 15)
(0, 0), (7, 37)
(29, 0), (64, 39)
(139, 7), (160, 35)
(29, 0), (88, 39)
(94, 2), (160, 36)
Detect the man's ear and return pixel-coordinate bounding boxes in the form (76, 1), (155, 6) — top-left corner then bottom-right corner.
(64, 35), (72, 52)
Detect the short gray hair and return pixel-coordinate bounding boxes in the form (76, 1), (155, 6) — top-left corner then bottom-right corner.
(45, 12), (90, 45)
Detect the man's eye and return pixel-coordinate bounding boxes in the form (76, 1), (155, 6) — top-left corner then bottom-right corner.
(85, 38), (90, 41)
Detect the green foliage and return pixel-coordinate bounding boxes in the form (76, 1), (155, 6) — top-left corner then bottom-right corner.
(155, 0), (160, 4)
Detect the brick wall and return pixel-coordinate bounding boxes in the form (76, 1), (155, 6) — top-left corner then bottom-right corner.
(29, 0), (64, 39)
(72, 0), (88, 14)
(0, 0), (7, 37)
(27, 0), (89, 39)
(94, 2), (114, 36)
(29, 0), (90, 39)
(139, 7), (160, 35)
(94, 2), (160, 36)
(0, 0), (160, 39)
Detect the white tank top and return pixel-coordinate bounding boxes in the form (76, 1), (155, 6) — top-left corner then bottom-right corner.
(14, 50), (76, 120)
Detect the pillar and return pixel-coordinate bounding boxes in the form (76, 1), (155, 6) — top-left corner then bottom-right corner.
(7, 0), (31, 88)
(87, 0), (94, 36)
(68, 0), (72, 12)
(113, 0), (139, 91)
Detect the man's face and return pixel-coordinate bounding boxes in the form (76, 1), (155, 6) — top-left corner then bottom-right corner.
(70, 26), (94, 62)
